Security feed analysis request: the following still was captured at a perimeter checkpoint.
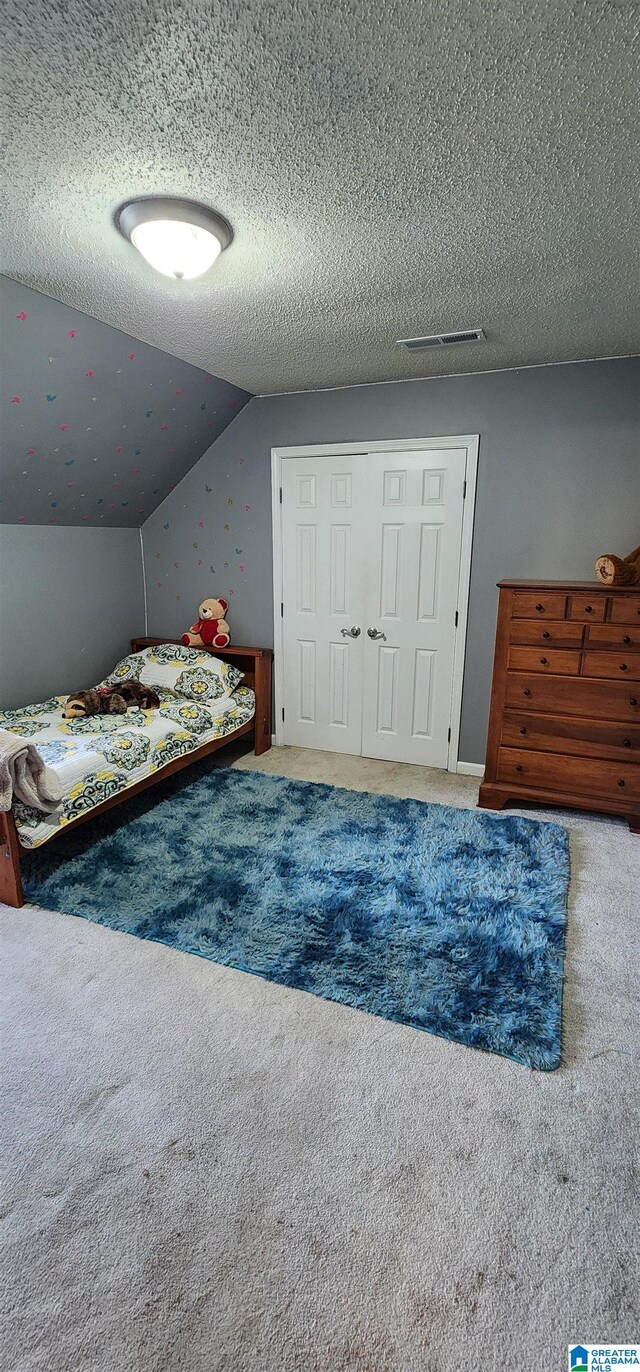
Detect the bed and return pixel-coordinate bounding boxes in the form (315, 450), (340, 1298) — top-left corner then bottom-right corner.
(0, 638), (272, 908)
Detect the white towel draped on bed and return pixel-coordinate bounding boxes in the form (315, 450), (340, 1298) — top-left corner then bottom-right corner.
(0, 729), (63, 813)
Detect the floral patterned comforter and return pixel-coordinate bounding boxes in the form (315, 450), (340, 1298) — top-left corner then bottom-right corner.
(0, 685), (255, 849)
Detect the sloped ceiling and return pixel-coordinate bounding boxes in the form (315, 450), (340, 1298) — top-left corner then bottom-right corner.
(0, 277), (250, 527)
(1, 0), (639, 394)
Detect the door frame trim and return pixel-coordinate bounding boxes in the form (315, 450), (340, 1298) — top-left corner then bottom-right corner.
(271, 434), (479, 771)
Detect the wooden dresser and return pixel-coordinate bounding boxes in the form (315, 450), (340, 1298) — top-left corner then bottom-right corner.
(478, 580), (640, 832)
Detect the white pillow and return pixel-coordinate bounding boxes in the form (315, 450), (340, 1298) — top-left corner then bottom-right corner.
(103, 644), (243, 701)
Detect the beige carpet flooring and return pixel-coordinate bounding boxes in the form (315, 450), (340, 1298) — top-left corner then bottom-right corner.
(1, 745), (638, 1372)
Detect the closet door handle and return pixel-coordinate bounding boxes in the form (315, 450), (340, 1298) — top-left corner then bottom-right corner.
(340, 625), (361, 639)
(367, 628), (387, 641)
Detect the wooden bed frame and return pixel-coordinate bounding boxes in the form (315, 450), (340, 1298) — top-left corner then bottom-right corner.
(0, 639), (272, 910)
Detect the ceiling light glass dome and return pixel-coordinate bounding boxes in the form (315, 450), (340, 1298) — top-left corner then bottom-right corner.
(116, 198), (233, 280)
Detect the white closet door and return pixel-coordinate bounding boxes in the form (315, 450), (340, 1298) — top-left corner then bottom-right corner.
(360, 449), (467, 767)
(281, 456), (366, 754)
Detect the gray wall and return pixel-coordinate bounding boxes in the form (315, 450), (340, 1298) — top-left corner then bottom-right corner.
(142, 356), (640, 764)
(0, 275), (250, 528)
(0, 525), (145, 708)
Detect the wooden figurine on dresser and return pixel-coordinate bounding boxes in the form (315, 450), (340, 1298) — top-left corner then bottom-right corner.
(478, 580), (640, 832)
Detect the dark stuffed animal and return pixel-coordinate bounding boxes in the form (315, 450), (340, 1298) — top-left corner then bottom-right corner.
(63, 687), (127, 719)
(63, 679), (160, 719)
(118, 680), (161, 710)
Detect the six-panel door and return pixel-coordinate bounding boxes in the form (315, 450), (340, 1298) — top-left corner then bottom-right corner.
(280, 449), (467, 765)
(359, 450), (467, 766)
(281, 455), (367, 754)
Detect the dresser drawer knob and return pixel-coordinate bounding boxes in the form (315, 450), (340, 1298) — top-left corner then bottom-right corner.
(620, 663), (628, 671)
(617, 779), (626, 788)
(584, 605), (593, 614)
(519, 727), (527, 735)
(523, 688), (531, 697)
(623, 635), (631, 644)
(631, 698), (638, 707)
(539, 657), (548, 665)
(535, 603), (544, 612)
(515, 764), (524, 772)
(623, 738), (632, 748)
(542, 631), (551, 640)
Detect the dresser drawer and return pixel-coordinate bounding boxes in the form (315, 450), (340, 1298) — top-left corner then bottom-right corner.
(497, 747), (640, 803)
(502, 710), (640, 762)
(582, 651), (640, 682)
(507, 647), (581, 675)
(609, 595), (640, 625)
(512, 592), (567, 619)
(587, 624), (640, 651)
(567, 595), (606, 622)
(509, 619), (584, 649)
(504, 672), (640, 721)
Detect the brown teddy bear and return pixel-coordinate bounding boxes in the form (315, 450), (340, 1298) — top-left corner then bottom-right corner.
(63, 680), (160, 719)
(181, 596), (230, 649)
(594, 543), (640, 586)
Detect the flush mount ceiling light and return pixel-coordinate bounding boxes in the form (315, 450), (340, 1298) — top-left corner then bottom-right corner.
(115, 197), (233, 280)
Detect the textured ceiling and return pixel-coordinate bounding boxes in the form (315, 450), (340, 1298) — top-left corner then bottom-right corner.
(0, 276), (249, 526)
(1, 0), (639, 394)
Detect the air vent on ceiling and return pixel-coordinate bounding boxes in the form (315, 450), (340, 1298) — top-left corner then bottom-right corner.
(397, 328), (485, 351)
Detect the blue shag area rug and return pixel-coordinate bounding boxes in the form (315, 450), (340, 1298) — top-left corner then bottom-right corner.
(22, 765), (570, 1070)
